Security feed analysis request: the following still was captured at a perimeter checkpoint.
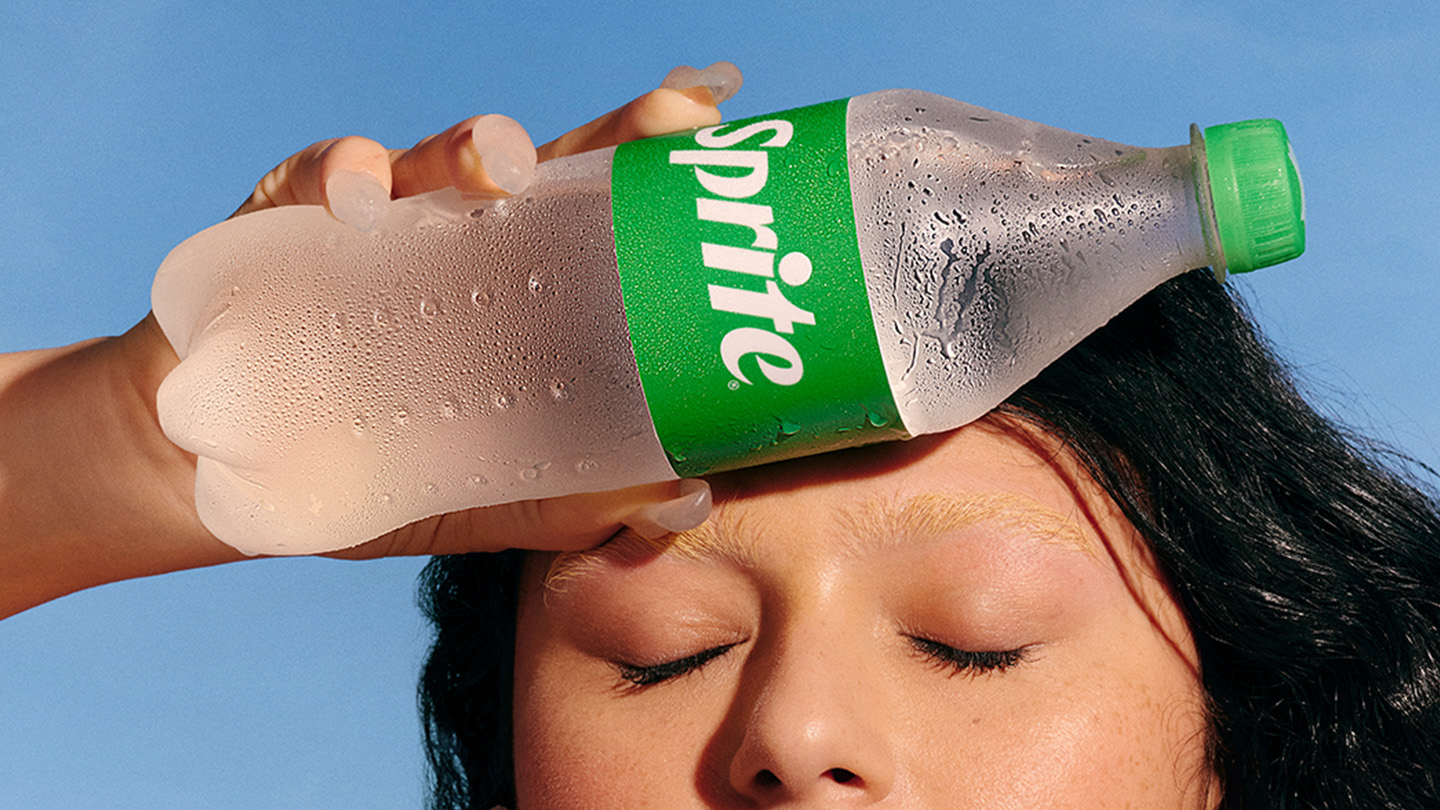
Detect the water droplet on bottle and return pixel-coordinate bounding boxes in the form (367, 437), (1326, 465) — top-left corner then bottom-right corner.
(467, 474), (488, 487)
(527, 274), (544, 294)
(867, 411), (890, 428)
(521, 466), (540, 481)
(495, 393), (513, 409)
(575, 459), (599, 474)
(441, 400), (458, 420)
(419, 297), (440, 319)
(379, 493), (394, 505)
(394, 409), (409, 425)
(351, 417), (365, 435)
(471, 288), (493, 308)
(423, 482), (439, 495)
(549, 380), (570, 401)
(778, 420), (801, 437)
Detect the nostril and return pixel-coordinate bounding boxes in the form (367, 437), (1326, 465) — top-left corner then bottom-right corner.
(826, 768), (859, 784)
(755, 769), (782, 789)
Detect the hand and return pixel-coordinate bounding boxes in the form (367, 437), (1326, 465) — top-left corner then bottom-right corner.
(218, 61), (741, 558)
(0, 62), (739, 617)
(231, 61), (743, 221)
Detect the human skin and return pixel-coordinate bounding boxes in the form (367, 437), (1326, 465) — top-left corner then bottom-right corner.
(513, 416), (1221, 808)
(0, 79), (726, 618)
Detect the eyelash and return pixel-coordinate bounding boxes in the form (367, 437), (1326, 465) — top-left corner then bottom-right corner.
(906, 636), (1031, 677)
(614, 636), (1031, 689)
(616, 643), (739, 689)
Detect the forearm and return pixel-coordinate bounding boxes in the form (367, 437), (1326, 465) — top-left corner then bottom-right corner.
(0, 315), (240, 618)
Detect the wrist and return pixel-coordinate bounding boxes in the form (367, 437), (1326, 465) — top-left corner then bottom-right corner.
(0, 316), (241, 617)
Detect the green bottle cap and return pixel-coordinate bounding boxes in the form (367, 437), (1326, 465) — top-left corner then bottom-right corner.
(1203, 119), (1306, 273)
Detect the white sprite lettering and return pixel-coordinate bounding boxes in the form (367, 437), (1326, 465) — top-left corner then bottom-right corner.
(702, 243), (773, 277)
(708, 280), (815, 334)
(694, 120), (794, 149)
(720, 328), (804, 386)
(669, 150), (769, 199)
(675, 118), (815, 387)
(696, 199), (778, 250)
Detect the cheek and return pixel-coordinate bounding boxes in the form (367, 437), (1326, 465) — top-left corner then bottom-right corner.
(881, 550), (1213, 807)
(888, 666), (1211, 809)
(891, 622), (1213, 808)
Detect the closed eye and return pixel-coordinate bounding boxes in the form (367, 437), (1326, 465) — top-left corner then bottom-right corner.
(906, 635), (1031, 677)
(615, 642), (739, 690)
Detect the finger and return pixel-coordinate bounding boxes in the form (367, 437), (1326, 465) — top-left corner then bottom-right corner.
(536, 86), (723, 163)
(329, 479), (712, 559)
(231, 135), (393, 219)
(660, 60), (744, 104)
(534, 61), (742, 163)
(389, 113), (536, 199)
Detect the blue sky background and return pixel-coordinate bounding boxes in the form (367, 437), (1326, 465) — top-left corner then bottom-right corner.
(2, 1), (1437, 807)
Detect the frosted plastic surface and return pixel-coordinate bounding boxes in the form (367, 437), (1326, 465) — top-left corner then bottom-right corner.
(152, 148), (675, 555)
(155, 89), (1219, 555)
(847, 90), (1212, 435)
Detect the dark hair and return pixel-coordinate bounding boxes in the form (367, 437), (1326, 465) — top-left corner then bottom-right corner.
(418, 269), (1440, 809)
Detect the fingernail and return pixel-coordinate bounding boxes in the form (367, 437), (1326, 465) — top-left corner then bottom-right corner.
(661, 61), (744, 104)
(325, 170), (388, 233)
(622, 479), (712, 540)
(470, 114), (537, 195)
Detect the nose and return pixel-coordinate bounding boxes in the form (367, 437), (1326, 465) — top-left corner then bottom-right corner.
(726, 633), (896, 804)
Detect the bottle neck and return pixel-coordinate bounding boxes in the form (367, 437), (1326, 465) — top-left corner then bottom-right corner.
(1188, 124), (1229, 279)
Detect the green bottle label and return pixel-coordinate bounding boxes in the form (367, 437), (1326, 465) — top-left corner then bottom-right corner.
(612, 98), (906, 477)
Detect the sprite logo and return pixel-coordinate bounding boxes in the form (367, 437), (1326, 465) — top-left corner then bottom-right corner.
(613, 98), (905, 476)
(670, 119), (816, 387)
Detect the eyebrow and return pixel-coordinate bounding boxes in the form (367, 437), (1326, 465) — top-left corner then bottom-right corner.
(837, 492), (1094, 559)
(544, 491), (1093, 589)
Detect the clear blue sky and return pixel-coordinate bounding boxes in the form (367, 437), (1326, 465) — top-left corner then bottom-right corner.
(3, 1), (1437, 807)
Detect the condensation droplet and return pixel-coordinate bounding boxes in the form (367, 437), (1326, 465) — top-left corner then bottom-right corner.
(527, 274), (543, 294)
(467, 474), (488, 487)
(471, 288), (493, 308)
(549, 380), (570, 401)
(423, 482), (439, 495)
(521, 467), (540, 481)
(867, 411), (891, 428)
(575, 459), (599, 473)
(494, 393), (513, 409)
(379, 493), (394, 505)
(778, 420), (801, 437)
(419, 297), (440, 319)
(441, 400), (458, 419)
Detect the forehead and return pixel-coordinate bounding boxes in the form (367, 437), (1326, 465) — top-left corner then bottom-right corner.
(547, 417), (1109, 581)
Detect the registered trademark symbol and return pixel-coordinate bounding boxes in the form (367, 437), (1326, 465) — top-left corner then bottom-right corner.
(728, 380), (740, 391)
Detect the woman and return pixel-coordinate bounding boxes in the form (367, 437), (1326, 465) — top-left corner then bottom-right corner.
(418, 269), (1440, 807)
(3, 65), (1437, 807)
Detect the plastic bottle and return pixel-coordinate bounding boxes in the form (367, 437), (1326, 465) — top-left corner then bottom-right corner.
(152, 90), (1305, 555)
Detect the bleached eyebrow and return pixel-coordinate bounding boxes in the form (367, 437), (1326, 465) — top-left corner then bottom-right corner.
(544, 491), (1092, 589)
(544, 506), (761, 589)
(835, 492), (1094, 558)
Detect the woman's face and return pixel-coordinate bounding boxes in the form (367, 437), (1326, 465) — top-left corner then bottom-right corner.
(512, 418), (1219, 808)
